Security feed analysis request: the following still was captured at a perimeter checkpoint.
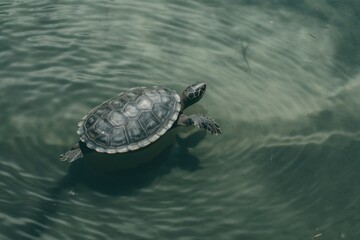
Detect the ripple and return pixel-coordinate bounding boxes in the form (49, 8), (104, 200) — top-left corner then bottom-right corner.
(1, 0), (360, 239)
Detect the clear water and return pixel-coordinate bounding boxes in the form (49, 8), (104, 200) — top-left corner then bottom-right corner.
(1, 0), (360, 239)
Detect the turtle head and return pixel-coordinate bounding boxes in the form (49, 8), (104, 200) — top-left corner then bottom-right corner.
(181, 82), (206, 109)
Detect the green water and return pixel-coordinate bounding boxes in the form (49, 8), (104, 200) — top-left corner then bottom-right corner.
(1, 0), (360, 239)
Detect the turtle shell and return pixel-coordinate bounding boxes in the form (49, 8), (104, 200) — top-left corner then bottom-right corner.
(77, 86), (181, 153)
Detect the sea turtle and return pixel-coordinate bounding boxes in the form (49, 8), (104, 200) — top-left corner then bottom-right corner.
(60, 82), (221, 162)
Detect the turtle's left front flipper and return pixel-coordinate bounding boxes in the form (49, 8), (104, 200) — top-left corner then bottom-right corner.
(178, 114), (222, 135)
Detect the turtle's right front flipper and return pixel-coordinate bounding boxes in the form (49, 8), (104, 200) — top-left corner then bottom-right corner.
(178, 114), (222, 135)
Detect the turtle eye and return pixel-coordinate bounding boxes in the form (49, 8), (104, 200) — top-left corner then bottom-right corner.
(196, 86), (206, 98)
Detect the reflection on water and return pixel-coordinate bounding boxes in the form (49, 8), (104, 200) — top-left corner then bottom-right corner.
(1, 0), (360, 239)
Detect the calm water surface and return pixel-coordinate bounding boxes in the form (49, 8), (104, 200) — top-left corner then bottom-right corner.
(1, 0), (360, 239)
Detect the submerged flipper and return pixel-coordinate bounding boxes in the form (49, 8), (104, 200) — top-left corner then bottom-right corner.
(177, 114), (222, 135)
(59, 142), (84, 162)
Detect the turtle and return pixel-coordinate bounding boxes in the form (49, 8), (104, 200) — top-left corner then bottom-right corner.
(60, 82), (221, 162)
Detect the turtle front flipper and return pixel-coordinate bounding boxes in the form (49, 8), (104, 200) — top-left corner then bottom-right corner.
(177, 114), (222, 135)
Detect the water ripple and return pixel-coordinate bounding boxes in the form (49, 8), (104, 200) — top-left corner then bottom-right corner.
(1, 0), (360, 239)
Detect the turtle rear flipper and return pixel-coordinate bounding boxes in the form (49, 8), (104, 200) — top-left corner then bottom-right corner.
(60, 143), (84, 162)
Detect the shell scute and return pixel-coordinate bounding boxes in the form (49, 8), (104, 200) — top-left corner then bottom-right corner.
(86, 127), (101, 140)
(94, 106), (112, 118)
(126, 119), (146, 144)
(138, 111), (159, 135)
(95, 134), (109, 147)
(136, 95), (152, 110)
(109, 111), (128, 126)
(95, 119), (113, 135)
(85, 115), (98, 129)
(123, 104), (139, 118)
(111, 127), (128, 146)
(152, 103), (170, 121)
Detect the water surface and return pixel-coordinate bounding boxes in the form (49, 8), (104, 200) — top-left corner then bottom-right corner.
(1, 0), (360, 239)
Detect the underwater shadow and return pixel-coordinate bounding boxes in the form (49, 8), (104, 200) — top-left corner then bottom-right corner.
(66, 130), (206, 196)
(15, 130), (206, 239)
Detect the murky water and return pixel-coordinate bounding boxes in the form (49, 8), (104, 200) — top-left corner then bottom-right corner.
(1, 0), (360, 239)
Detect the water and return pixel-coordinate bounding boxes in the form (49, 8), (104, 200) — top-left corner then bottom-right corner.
(1, 0), (360, 239)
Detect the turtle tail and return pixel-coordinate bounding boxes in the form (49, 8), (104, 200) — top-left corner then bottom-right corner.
(60, 142), (84, 162)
